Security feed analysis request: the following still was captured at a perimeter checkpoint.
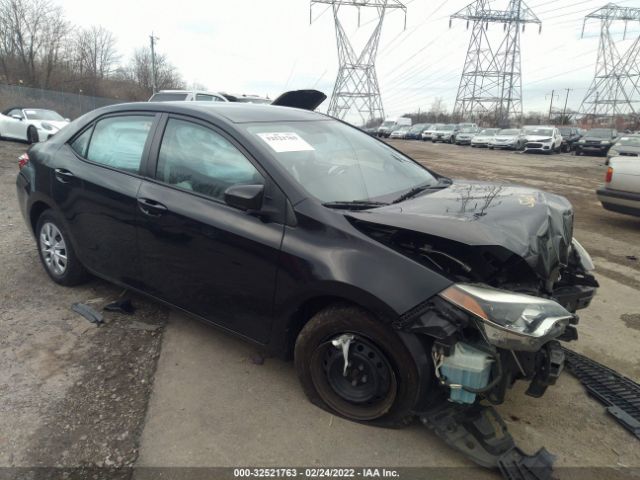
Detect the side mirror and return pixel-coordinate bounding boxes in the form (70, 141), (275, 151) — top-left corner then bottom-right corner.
(224, 184), (264, 211)
(11, 115), (22, 121)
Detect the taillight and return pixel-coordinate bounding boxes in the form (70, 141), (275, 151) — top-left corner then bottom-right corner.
(18, 153), (29, 170)
(605, 166), (613, 183)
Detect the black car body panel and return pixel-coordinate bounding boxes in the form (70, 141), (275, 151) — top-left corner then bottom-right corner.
(575, 129), (618, 155)
(271, 89), (327, 111)
(558, 127), (581, 151)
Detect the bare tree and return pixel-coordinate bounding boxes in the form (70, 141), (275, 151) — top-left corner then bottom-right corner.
(0, 0), (68, 86)
(74, 26), (118, 82)
(122, 47), (184, 97)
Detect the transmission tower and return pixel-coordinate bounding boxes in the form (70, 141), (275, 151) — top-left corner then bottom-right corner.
(310, 0), (406, 125)
(578, 3), (640, 123)
(450, 0), (540, 127)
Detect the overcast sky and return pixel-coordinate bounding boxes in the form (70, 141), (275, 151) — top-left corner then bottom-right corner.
(58, 0), (640, 122)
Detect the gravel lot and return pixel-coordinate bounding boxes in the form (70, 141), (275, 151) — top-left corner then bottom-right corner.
(0, 137), (639, 478)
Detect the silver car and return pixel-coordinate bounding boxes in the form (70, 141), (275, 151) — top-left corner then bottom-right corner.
(389, 125), (411, 139)
(421, 124), (442, 141)
(606, 134), (640, 165)
(455, 127), (479, 145)
(597, 157), (640, 217)
(489, 128), (526, 150)
(470, 128), (499, 147)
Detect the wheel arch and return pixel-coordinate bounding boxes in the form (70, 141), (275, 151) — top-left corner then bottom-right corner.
(277, 287), (399, 361)
(29, 200), (52, 234)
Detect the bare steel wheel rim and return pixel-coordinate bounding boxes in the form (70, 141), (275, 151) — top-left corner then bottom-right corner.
(40, 222), (68, 276)
(309, 334), (398, 420)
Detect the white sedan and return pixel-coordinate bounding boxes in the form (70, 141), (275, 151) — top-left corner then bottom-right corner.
(0, 107), (69, 143)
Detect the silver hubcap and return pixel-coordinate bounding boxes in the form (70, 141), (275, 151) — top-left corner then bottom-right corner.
(40, 222), (67, 276)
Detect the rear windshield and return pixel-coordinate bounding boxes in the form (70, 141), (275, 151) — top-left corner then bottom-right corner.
(149, 93), (189, 102)
(618, 136), (640, 146)
(234, 97), (271, 104)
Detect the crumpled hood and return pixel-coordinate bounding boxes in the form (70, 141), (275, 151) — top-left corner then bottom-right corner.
(347, 181), (573, 285)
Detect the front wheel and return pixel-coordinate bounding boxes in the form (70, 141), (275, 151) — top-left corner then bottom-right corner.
(36, 210), (89, 286)
(295, 305), (422, 427)
(27, 126), (39, 144)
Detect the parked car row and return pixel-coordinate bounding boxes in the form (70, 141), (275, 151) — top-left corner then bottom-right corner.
(387, 122), (631, 157)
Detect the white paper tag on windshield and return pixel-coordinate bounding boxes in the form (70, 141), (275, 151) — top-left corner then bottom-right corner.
(257, 132), (314, 153)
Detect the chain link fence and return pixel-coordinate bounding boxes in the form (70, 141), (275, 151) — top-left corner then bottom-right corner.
(0, 84), (125, 120)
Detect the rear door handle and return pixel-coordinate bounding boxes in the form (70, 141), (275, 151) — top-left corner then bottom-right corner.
(137, 198), (168, 216)
(54, 168), (75, 183)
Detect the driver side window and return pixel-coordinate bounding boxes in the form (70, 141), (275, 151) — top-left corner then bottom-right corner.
(156, 118), (264, 202)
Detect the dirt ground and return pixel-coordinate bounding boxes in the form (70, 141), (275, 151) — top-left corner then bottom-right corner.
(0, 140), (169, 473)
(0, 137), (639, 478)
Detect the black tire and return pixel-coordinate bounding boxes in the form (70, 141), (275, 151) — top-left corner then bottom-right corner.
(27, 126), (38, 144)
(294, 305), (422, 428)
(36, 210), (89, 286)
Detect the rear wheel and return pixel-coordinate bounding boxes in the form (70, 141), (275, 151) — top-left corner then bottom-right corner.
(27, 126), (38, 144)
(36, 210), (89, 286)
(294, 305), (421, 427)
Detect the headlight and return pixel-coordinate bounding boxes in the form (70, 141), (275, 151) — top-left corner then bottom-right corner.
(439, 284), (574, 351)
(601, 140), (610, 145)
(579, 139), (586, 143)
(608, 149), (619, 157)
(41, 122), (54, 131)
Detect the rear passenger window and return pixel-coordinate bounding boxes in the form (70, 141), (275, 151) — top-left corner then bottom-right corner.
(86, 116), (154, 173)
(70, 127), (93, 157)
(157, 118), (263, 201)
(195, 94), (223, 102)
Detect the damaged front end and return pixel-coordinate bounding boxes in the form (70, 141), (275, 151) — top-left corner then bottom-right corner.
(344, 182), (600, 476)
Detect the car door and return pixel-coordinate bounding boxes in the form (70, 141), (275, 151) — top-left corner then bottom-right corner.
(3, 109), (26, 139)
(136, 115), (285, 343)
(53, 113), (158, 283)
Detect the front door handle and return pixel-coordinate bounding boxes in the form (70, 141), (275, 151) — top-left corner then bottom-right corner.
(54, 168), (75, 183)
(137, 198), (168, 216)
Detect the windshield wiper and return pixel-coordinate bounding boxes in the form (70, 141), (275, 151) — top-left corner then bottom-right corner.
(322, 200), (388, 210)
(392, 178), (452, 204)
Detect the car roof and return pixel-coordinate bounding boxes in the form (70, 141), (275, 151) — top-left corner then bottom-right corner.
(92, 101), (325, 124)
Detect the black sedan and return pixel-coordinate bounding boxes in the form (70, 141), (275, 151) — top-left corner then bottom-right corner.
(558, 127), (582, 153)
(16, 101), (598, 467)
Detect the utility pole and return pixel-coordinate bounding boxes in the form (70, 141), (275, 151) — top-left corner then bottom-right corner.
(450, 0), (541, 127)
(310, 0), (407, 125)
(149, 32), (159, 94)
(546, 89), (558, 123)
(561, 88), (572, 125)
